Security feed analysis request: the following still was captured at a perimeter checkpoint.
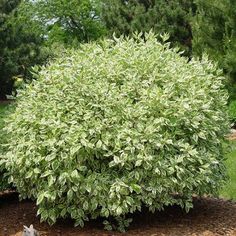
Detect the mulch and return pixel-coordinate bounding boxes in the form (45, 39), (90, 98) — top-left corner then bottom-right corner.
(0, 192), (236, 236)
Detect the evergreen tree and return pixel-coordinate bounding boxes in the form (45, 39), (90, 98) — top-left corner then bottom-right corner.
(101, 0), (196, 55)
(0, 0), (45, 99)
(192, 0), (236, 99)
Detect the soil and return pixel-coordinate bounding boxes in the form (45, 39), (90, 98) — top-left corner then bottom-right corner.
(0, 192), (236, 236)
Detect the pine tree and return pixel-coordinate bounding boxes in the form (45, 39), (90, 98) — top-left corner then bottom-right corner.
(0, 0), (45, 99)
(101, 0), (196, 55)
(223, 0), (236, 99)
(192, 0), (236, 99)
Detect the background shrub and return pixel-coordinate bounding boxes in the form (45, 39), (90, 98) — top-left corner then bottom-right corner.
(4, 33), (229, 231)
(192, 0), (236, 101)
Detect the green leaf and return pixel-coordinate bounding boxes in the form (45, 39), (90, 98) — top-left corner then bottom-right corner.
(75, 219), (84, 228)
(37, 193), (45, 205)
(96, 140), (102, 149)
(67, 189), (73, 201)
(116, 206), (123, 215)
(135, 160), (142, 167)
(131, 184), (141, 194)
(83, 201), (89, 210)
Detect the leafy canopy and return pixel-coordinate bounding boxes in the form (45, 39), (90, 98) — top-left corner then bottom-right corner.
(18, 0), (107, 46)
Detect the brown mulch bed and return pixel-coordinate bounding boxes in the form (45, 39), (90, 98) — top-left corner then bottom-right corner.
(0, 192), (236, 236)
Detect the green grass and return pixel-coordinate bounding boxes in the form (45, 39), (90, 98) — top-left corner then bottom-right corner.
(0, 102), (236, 199)
(0, 103), (7, 113)
(221, 141), (236, 200)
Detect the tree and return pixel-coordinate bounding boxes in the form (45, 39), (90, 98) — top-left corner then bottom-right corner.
(192, 0), (236, 99)
(18, 0), (107, 46)
(101, 0), (196, 55)
(0, 0), (45, 99)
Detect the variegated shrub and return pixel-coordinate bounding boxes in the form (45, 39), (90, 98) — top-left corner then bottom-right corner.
(4, 33), (229, 231)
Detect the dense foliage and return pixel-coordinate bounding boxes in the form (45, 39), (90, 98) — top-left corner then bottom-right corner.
(3, 33), (229, 230)
(0, 0), (46, 99)
(192, 0), (236, 100)
(18, 0), (107, 46)
(101, 0), (196, 55)
(0, 104), (12, 191)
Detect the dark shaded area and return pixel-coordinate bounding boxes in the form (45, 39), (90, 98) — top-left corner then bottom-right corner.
(101, 0), (197, 56)
(0, 0), (46, 99)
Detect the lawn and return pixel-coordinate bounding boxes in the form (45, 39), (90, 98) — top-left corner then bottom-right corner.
(0, 103), (236, 200)
(221, 141), (236, 200)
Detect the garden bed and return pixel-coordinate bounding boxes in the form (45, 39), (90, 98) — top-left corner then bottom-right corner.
(0, 192), (236, 236)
